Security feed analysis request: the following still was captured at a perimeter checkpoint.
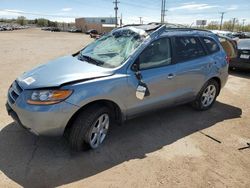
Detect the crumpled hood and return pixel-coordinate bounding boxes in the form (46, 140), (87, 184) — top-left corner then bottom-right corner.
(17, 55), (114, 89)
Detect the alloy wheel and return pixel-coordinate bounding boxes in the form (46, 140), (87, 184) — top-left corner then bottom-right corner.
(88, 113), (109, 148)
(201, 84), (217, 107)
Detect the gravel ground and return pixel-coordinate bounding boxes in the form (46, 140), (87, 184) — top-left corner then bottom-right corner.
(0, 28), (249, 188)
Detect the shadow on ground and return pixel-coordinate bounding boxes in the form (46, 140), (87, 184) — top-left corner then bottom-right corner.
(0, 102), (242, 187)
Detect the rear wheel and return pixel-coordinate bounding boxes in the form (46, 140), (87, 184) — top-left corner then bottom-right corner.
(192, 79), (219, 111)
(68, 106), (111, 151)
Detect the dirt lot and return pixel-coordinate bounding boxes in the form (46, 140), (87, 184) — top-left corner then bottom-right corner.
(0, 28), (250, 188)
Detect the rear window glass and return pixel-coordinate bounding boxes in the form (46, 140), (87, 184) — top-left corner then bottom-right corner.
(238, 39), (250, 49)
(202, 37), (220, 54)
(174, 37), (206, 62)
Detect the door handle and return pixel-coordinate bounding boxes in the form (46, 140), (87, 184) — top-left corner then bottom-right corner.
(167, 73), (175, 79)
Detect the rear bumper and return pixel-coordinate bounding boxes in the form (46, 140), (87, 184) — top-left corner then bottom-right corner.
(230, 59), (250, 70)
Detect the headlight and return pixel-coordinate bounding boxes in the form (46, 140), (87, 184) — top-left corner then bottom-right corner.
(27, 90), (73, 105)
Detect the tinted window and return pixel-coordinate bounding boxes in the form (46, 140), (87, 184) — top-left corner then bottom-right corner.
(139, 38), (171, 69)
(202, 37), (220, 54)
(238, 39), (250, 49)
(175, 37), (205, 62)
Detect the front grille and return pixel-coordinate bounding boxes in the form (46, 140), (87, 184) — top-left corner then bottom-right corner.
(8, 81), (23, 104)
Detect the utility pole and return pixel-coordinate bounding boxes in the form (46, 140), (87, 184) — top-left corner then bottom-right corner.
(139, 17), (142, 24)
(161, 0), (166, 23)
(219, 12), (225, 30)
(161, 0), (163, 23)
(120, 13), (123, 26)
(232, 17), (236, 32)
(113, 0), (120, 27)
(242, 19), (246, 32)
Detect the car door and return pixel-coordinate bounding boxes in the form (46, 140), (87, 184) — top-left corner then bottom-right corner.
(125, 37), (180, 117)
(172, 36), (211, 103)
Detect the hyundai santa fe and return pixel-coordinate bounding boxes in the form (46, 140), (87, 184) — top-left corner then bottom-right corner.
(6, 24), (229, 151)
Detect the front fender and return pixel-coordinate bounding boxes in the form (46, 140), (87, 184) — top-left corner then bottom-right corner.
(64, 74), (128, 115)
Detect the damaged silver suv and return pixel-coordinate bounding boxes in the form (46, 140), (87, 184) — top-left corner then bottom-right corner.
(6, 24), (228, 151)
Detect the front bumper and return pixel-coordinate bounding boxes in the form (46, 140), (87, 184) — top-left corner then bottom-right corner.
(6, 102), (34, 133)
(6, 93), (79, 136)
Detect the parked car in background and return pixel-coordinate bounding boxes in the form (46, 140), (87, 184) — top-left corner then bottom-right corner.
(210, 30), (239, 40)
(85, 29), (97, 34)
(232, 32), (250, 39)
(68, 28), (82, 33)
(244, 32), (250, 38)
(230, 39), (250, 70)
(50, 27), (60, 32)
(6, 24), (229, 151)
(0, 24), (29, 31)
(41, 27), (51, 31)
(86, 29), (99, 38)
(41, 27), (60, 32)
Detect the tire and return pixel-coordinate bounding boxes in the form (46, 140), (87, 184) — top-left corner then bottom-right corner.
(192, 79), (220, 111)
(68, 105), (111, 151)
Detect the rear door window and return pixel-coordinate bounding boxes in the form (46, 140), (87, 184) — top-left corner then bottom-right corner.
(174, 37), (206, 62)
(201, 37), (220, 54)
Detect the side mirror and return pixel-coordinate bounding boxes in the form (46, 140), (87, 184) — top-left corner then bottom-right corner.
(132, 62), (143, 80)
(131, 62), (139, 72)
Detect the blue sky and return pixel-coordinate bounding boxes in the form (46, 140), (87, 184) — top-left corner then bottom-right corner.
(0, 0), (249, 25)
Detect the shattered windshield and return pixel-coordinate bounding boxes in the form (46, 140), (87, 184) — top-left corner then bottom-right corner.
(79, 27), (147, 68)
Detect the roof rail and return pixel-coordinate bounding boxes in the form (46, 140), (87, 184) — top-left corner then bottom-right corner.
(165, 27), (212, 33)
(120, 24), (144, 28)
(117, 23), (163, 32)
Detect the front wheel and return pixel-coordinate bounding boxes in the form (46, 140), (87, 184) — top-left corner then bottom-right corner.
(192, 79), (219, 111)
(68, 106), (111, 151)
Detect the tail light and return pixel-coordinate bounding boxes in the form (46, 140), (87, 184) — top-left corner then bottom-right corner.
(226, 55), (230, 64)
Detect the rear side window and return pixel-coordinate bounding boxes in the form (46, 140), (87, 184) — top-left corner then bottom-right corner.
(174, 37), (205, 62)
(202, 37), (220, 54)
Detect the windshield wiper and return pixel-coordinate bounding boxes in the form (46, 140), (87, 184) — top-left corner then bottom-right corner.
(78, 54), (104, 66)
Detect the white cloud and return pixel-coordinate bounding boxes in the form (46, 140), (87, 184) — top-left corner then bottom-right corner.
(0, 9), (75, 22)
(227, 5), (238, 10)
(0, 9), (23, 17)
(49, 17), (75, 23)
(169, 3), (219, 11)
(61, 8), (72, 12)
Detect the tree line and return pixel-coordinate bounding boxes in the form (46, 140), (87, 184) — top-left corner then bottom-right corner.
(0, 16), (60, 27)
(205, 20), (250, 32)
